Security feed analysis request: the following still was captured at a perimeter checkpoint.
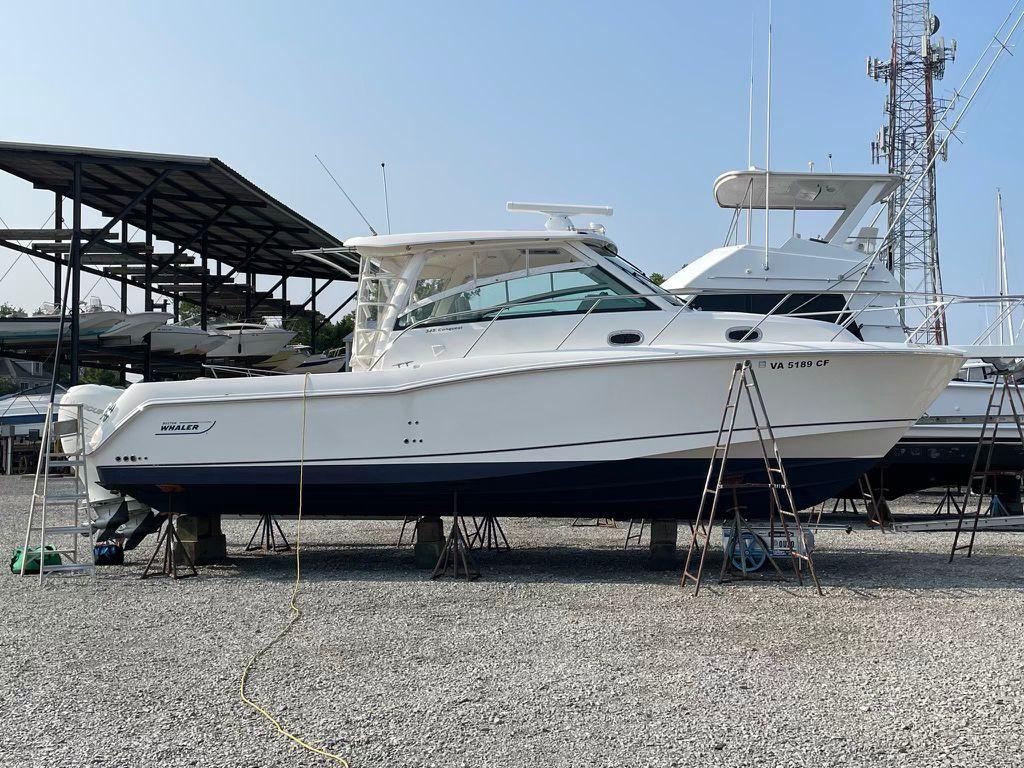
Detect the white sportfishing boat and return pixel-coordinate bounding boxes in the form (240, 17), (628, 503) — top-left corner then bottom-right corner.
(664, 169), (1024, 500)
(206, 322), (296, 360)
(150, 325), (230, 356)
(82, 203), (963, 521)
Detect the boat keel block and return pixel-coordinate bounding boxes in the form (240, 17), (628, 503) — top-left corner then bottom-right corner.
(648, 519), (678, 570)
(173, 514), (227, 565)
(414, 516), (445, 568)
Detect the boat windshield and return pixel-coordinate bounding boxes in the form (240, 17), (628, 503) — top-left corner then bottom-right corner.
(396, 265), (650, 329)
(588, 245), (684, 306)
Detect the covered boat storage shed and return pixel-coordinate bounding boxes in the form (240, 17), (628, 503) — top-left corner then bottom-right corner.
(0, 141), (358, 382)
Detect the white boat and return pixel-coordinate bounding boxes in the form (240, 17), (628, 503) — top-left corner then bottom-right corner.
(206, 323), (296, 360)
(256, 345), (347, 374)
(663, 169), (1024, 500)
(58, 385), (152, 543)
(150, 325), (230, 356)
(99, 312), (172, 346)
(83, 204), (964, 521)
(0, 388), (59, 436)
(0, 309), (123, 348)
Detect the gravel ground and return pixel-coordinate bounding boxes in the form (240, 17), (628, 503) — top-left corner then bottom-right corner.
(2, 474), (1023, 768)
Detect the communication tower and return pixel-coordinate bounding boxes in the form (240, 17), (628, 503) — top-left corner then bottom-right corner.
(867, 1), (956, 343)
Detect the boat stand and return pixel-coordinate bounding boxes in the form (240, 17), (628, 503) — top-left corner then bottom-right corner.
(681, 360), (822, 596)
(571, 517), (616, 528)
(931, 486), (964, 517)
(951, 372), (1024, 561)
(431, 515), (479, 580)
(623, 518), (647, 549)
(467, 516), (511, 551)
(396, 515), (419, 547)
(141, 511), (197, 580)
(245, 513), (291, 553)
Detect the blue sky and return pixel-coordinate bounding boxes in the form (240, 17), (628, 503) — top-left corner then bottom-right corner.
(0, 1), (1020, 340)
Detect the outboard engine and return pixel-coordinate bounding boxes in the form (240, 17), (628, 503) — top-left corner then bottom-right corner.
(59, 385), (154, 549)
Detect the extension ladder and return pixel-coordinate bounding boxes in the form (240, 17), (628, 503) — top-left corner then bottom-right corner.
(681, 361), (822, 595)
(19, 403), (95, 581)
(950, 372), (1024, 561)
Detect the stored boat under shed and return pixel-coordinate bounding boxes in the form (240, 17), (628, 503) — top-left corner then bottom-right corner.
(0, 141), (358, 381)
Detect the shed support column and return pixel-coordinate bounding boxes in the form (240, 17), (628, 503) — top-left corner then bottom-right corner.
(120, 221), (129, 314)
(281, 276), (288, 326)
(649, 519), (678, 570)
(144, 196), (153, 311)
(310, 278), (317, 354)
(245, 269), (254, 319)
(53, 193), (62, 307)
(69, 162), (82, 386)
(200, 233), (209, 330)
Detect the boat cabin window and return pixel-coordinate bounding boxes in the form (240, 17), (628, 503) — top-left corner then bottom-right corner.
(688, 292), (861, 338)
(396, 265), (651, 329)
(961, 365), (996, 383)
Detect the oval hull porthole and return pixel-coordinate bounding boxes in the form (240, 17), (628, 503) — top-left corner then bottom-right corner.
(608, 330), (644, 346)
(726, 326), (762, 343)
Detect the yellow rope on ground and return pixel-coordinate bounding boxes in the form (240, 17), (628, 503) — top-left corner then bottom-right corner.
(239, 373), (349, 766)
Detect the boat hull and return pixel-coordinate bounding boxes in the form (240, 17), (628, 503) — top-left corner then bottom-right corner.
(99, 454), (879, 520)
(89, 344), (963, 521)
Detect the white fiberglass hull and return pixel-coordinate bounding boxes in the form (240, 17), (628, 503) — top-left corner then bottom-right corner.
(87, 342), (962, 519)
(206, 328), (296, 360)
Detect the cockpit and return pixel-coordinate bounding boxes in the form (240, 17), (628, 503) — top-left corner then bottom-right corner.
(345, 232), (683, 370)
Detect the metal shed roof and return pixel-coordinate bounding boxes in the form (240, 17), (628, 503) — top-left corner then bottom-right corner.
(0, 141), (358, 279)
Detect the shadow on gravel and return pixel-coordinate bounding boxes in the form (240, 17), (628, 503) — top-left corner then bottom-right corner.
(175, 542), (1024, 592)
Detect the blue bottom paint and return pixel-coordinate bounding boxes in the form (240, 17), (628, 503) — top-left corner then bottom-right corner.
(98, 456), (880, 521)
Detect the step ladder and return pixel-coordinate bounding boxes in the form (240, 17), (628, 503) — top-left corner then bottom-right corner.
(856, 474), (889, 527)
(681, 361), (822, 595)
(950, 372), (1024, 561)
(19, 403), (95, 582)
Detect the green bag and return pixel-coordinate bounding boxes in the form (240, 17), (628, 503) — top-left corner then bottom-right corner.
(10, 545), (62, 575)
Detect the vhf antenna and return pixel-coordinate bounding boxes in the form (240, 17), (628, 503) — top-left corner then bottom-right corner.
(314, 154), (378, 236)
(381, 162), (392, 235)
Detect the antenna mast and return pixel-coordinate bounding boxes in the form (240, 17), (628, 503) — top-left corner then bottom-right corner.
(868, 0), (956, 344)
(381, 162), (392, 235)
(763, 0), (772, 271)
(997, 188), (1014, 344)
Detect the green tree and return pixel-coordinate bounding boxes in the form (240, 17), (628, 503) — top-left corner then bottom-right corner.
(0, 377), (17, 396)
(0, 303), (26, 317)
(79, 367), (121, 387)
(649, 272), (665, 286)
(285, 312), (354, 353)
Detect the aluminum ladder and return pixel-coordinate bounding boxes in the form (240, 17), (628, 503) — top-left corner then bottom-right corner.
(681, 360), (822, 595)
(19, 402), (95, 581)
(950, 372), (1024, 561)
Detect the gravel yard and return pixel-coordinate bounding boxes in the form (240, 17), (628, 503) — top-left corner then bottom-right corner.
(2, 473), (1023, 768)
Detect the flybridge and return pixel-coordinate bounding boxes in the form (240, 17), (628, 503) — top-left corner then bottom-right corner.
(713, 169), (902, 247)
